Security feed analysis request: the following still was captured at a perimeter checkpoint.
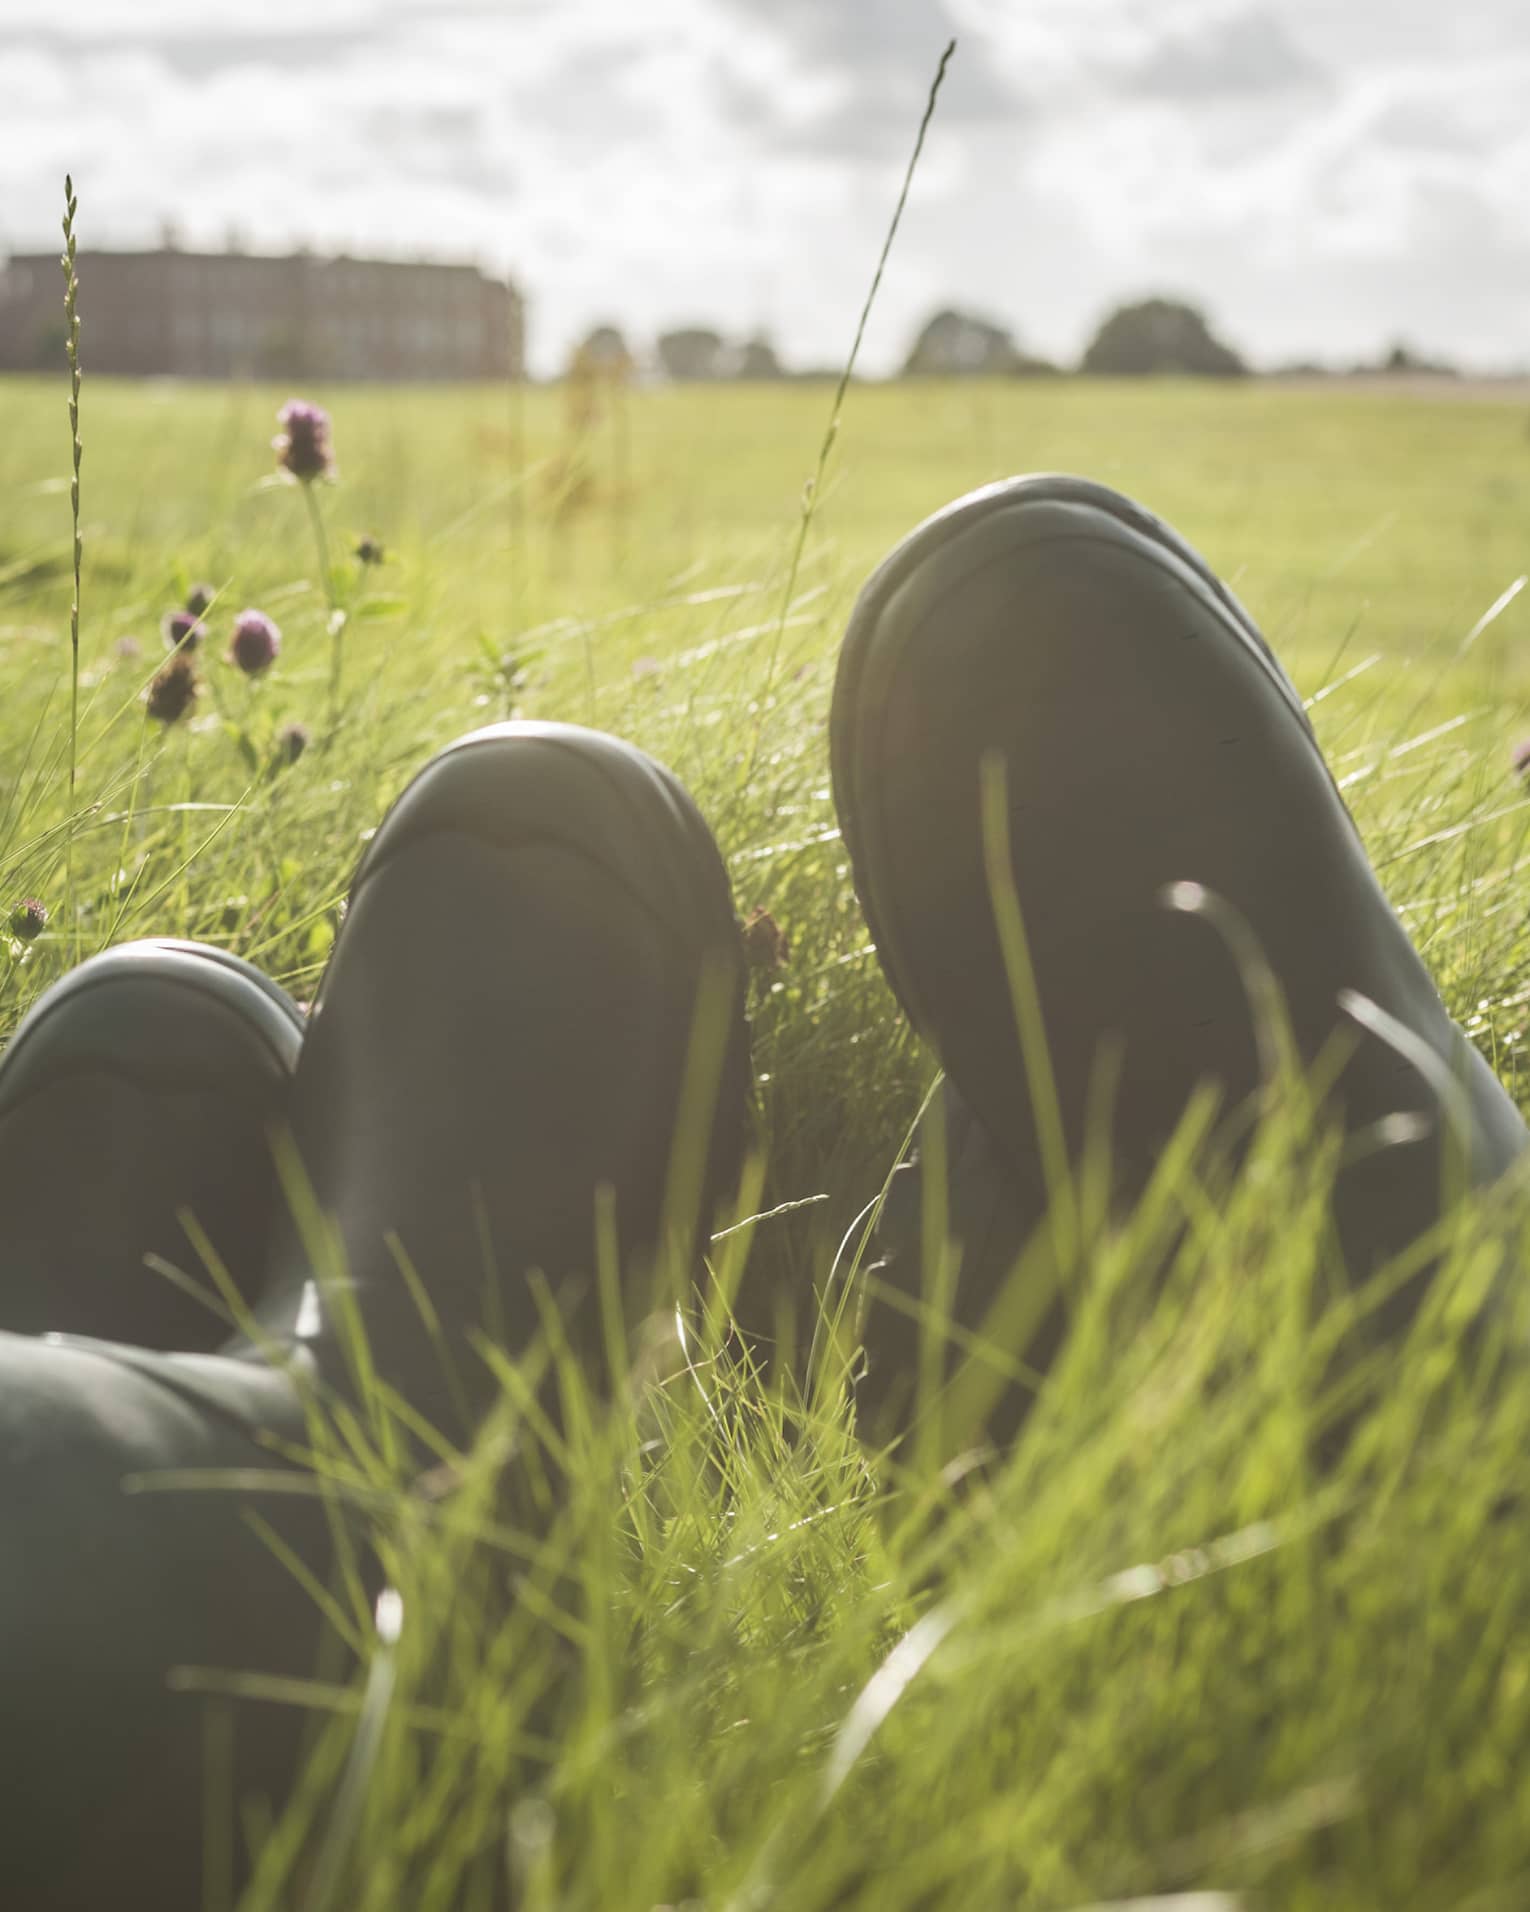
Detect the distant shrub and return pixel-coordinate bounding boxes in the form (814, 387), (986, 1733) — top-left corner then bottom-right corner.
(656, 327), (729, 381)
(901, 306), (1057, 378)
(1081, 297), (1247, 377)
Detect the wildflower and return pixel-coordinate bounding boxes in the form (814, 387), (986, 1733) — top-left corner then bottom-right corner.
(742, 906), (789, 975)
(1513, 738), (1530, 783)
(145, 652), (198, 724)
(229, 608), (282, 677)
(273, 399), (335, 483)
(275, 720), (310, 767)
(185, 582), (216, 616)
(162, 608), (206, 653)
(354, 534), (385, 566)
(115, 634), (142, 661)
(9, 899), (47, 943)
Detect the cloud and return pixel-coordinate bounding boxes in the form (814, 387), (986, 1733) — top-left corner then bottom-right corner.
(718, 0), (960, 85)
(0, 0), (1526, 375)
(1110, 6), (1327, 100)
(12, 28), (370, 75)
(713, 0), (1025, 160)
(1368, 100), (1485, 155)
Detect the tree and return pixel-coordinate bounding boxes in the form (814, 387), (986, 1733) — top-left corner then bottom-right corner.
(657, 327), (727, 380)
(902, 307), (1021, 377)
(1375, 339), (1458, 378)
(575, 323), (635, 377)
(734, 334), (783, 379)
(1081, 298), (1246, 377)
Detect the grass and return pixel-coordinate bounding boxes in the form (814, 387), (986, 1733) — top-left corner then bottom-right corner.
(4, 370), (1530, 1905)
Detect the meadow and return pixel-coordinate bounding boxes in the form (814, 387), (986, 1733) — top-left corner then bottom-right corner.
(4, 371), (1530, 1906)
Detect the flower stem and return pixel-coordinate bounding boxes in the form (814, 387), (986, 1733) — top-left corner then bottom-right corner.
(300, 480), (345, 724)
(302, 476), (335, 605)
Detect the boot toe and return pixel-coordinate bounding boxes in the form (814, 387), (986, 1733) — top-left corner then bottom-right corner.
(0, 943), (302, 1347)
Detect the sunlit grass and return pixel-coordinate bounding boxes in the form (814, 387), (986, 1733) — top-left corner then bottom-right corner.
(3, 371), (1530, 1904)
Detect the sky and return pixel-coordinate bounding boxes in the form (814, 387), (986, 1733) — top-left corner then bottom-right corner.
(3, 0), (1528, 376)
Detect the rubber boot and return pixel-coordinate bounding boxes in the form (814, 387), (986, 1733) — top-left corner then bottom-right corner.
(0, 941), (318, 1908)
(831, 475), (1528, 1435)
(250, 718), (753, 1436)
(0, 938), (303, 1348)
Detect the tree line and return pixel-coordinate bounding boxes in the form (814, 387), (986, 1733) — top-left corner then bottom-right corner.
(574, 299), (1464, 383)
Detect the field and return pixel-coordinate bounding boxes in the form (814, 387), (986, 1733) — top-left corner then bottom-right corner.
(5, 373), (1530, 1906)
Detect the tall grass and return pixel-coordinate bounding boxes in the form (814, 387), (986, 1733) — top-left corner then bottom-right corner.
(747, 38), (954, 784)
(1, 351), (1529, 1901)
(59, 173), (82, 808)
(193, 1094), (1530, 1908)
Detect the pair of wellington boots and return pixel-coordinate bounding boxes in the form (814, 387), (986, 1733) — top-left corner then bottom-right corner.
(0, 476), (1522, 1904)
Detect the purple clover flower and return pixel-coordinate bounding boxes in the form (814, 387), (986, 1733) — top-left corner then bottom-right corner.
(163, 608), (207, 653)
(229, 608), (282, 677)
(9, 899), (47, 943)
(1513, 738), (1530, 782)
(146, 652), (198, 725)
(354, 534), (385, 566)
(185, 582), (216, 616)
(273, 399), (335, 483)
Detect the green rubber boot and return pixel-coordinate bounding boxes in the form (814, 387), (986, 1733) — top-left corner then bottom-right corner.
(0, 940), (319, 1908)
(249, 719), (754, 1435)
(831, 475), (1528, 1438)
(0, 939), (303, 1347)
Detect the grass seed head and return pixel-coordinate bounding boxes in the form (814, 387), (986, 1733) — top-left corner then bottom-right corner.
(275, 719), (311, 767)
(145, 651), (198, 724)
(742, 905), (789, 974)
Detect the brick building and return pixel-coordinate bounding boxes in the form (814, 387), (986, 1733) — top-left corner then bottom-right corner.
(0, 246), (525, 381)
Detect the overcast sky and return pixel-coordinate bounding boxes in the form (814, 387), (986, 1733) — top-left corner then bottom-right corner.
(3, 0), (1527, 375)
